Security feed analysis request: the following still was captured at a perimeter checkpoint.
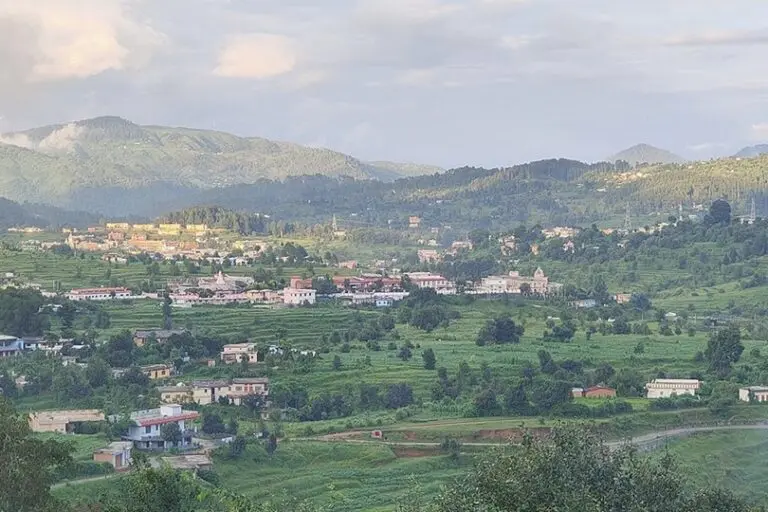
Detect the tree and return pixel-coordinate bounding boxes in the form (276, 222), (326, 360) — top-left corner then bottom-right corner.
(709, 199), (732, 225)
(162, 292), (173, 330)
(242, 394), (267, 417)
(435, 426), (753, 512)
(705, 324), (744, 377)
(422, 348), (436, 370)
(0, 398), (73, 512)
(160, 422), (183, 448)
(398, 345), (412, 361)
(332, 355), (342, 371)
(476, 316), (524, 346)
(202, 413), (227, 435)
(265, 433), (278, 457)
(85, 356), (112, 388)
(385, 383), (414, 409)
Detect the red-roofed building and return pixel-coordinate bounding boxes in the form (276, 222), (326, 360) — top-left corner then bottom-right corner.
(120, 404), (199, 451)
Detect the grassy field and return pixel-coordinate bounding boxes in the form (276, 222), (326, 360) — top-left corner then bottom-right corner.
(102, 300), (378, 341)
(662, 430), (768, 506)
(214, 441), (467, 512)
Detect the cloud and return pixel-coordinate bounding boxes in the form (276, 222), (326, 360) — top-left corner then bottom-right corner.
(0, 0), (164, 83)
(214, 34), (297, 78)
(664, 30), (768, 47)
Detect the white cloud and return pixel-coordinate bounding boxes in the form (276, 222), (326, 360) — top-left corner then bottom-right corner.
(214, 34), (297, 79)
(0, 0), (165, 82)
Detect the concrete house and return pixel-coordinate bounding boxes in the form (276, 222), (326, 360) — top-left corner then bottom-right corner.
(283, 287), (317, 305)
(121, 404), (199, 451)
(645, 379), (700, 399)
(0, 334), (24, 358)
(220, 343), (260, 364)
(133, 329), (187, 347)
(29, 409), (105, 433)
(140, 364), (172, 380)
(192, 380), (231, 405)
(158, 385), (194, 404)
(227, 377), (269, 405)
(93, 442), (133, 470)
(739, 386), (768, 402)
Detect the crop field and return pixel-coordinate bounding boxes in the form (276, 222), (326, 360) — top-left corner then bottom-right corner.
(213, 441), (469, 512)
(101, 300), (378, 341)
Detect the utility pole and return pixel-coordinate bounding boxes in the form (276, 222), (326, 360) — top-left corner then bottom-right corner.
(750, 197), (757, 223)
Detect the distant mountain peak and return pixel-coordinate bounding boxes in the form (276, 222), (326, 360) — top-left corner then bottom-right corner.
(609, 143), (685, 166)
(734, 144), (768, 159)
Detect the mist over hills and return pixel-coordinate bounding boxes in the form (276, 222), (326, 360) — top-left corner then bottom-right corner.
(0, 116), (440, 211)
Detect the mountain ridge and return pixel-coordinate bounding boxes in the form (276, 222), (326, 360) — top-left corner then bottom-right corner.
(0, 116), (440, 208)
(734, 144), (768, 159)
(608, 143), (685, 166)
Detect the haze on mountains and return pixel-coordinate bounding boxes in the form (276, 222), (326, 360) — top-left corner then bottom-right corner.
(734, 145), (768, 159)
(608, 144), (686, 166)
(0, 116), (440, 211)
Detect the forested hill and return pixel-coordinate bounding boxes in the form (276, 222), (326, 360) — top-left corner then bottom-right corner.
(161, 155), (768, 231)
(0, 116), (438, 212)
(160, 206), (268, 235)
(0, 197), (101, 231)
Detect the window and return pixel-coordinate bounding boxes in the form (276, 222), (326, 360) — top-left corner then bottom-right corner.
(145, 426), (152, 434)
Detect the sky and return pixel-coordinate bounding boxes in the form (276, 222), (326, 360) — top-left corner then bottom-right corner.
(1, 0), (768, 168)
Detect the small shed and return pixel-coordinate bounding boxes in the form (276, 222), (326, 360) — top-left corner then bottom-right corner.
(93, 442), (133, 470)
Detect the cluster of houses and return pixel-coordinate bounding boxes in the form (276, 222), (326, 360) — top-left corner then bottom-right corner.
(158, 377), (269, 406)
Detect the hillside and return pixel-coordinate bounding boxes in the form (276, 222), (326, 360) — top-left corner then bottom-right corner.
(170, 155), (768, 231)
(0, 116), (436, 211)
(609, 143), (685, 166)
(0, 197), (101, 230)
(734, 144), (768, 159)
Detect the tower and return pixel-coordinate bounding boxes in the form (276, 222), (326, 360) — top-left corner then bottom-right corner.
(624, 203), (632, 232)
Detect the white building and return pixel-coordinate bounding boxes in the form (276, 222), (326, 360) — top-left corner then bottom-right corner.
(120, 404), (199, 451)
(66, 287), (133, 301)
(645, 379), (700, 399)
(476, 268), (556, 295)
(404, 272), (456, 295)
(739, 386), (768, 402)
(283, 287), (317, 305)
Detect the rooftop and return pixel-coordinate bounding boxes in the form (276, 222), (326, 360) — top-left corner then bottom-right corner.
(232, 377), (269, 384)
(192, 379), (230, 388)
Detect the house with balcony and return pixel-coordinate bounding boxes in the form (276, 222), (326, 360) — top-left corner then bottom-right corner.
(220, 343), (260, 365)
(227, 377), (269, 405)
(0, 334), (24, 358)
(120, 404), (199, 451)
(404, 272), (456, 295)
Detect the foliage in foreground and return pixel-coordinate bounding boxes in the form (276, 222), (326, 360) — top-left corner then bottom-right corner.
(435, 426), (760, 512)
